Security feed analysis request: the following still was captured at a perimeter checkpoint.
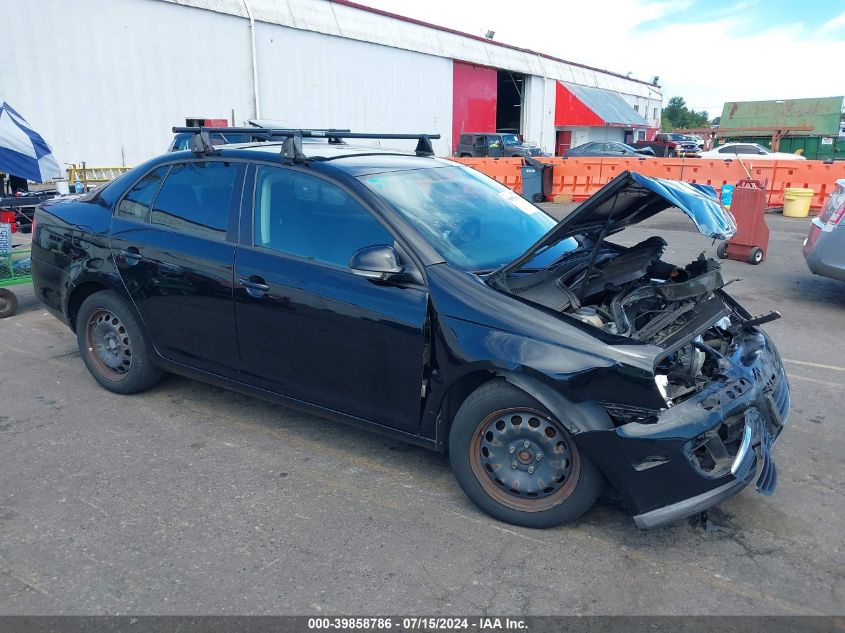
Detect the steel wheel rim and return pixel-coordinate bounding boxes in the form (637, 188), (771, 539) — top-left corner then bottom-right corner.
(84, 308), (132, 381)
(469, 407), (580, 512)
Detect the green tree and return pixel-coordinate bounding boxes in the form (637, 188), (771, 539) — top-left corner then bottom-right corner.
(661, 96), (709, 131)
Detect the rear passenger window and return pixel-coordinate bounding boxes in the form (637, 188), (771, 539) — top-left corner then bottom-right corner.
(151, 161), (241, 240)
(116, 167), (168, 220)
(253, 166), (393, 268)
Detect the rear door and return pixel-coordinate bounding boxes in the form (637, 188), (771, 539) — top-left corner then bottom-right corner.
(233, 164), (429, 432)
(109, 160), (245, 377)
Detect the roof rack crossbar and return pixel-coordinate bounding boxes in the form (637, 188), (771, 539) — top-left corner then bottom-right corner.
(171, 127), (441, 155)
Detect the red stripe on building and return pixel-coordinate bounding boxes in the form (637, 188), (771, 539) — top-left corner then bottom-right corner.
(554, 82), (605, 127)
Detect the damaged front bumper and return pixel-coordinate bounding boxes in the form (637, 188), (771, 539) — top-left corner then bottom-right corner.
(578, 328), (790, 529)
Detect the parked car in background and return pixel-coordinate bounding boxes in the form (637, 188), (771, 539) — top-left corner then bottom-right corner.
(699, 143), (807, 161)
(565, 142), (655, 158)
(682, 134), (704, 149)
(633, 133), (700, 157)
(804, 178), (845, 281)
(31, 128), (789, 531)
(455, 133), (548, 158)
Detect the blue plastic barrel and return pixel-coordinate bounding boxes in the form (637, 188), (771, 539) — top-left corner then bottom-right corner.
(721, 184), (735, 208)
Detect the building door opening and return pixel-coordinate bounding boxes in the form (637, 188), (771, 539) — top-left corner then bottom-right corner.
(624, 130), (634, 144)
(496, 70), (524, 135)
(556, 130), (572, 156)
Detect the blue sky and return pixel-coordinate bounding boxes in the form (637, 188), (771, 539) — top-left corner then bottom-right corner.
(360, 0), (845, 119)
(637, 0), (842, 35)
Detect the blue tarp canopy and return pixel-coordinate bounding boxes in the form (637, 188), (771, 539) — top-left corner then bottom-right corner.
(0, 101), (61, 183)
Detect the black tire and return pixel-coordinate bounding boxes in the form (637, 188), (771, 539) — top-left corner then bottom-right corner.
(75, 290), (162, 394)
(449, 379), (603, 528)
(748, 247), (764, 265)
(716, 242), (729, 259)
(0, 289), (18, 318)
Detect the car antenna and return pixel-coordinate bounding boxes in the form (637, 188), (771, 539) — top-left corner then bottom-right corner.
(578, 191), (621, 296)
(281, 130), (307, 165)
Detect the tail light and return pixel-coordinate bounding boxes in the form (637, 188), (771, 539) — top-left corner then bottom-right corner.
(818, 187), (845, 227)
(825, 202), (845, 227)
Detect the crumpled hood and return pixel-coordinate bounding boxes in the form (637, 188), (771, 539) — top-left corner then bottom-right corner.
(496, 170), (737, 277)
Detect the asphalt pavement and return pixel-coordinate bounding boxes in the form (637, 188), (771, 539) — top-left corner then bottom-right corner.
(0, 208), (843, 615)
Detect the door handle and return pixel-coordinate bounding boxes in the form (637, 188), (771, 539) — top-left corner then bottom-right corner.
(121, 247), (142, 262)
(238, 277), (270, 297)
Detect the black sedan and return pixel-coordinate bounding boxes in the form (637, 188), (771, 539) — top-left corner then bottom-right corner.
(565, 142), (655, 157)
(30, 128), (789, 530)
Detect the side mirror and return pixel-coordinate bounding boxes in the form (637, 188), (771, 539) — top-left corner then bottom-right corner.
(349, 245), (405, 281)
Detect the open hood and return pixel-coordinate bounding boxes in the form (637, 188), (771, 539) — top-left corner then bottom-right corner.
(495, 171), (736, 277)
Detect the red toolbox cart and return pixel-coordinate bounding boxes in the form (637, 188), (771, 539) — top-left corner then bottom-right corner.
(716, 179), (769, 265)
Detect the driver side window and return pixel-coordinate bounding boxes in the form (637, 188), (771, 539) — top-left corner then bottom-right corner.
(253, 166), (394, 269)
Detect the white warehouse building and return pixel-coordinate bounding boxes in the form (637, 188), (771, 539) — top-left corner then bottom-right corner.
(1, 0), (663, 167)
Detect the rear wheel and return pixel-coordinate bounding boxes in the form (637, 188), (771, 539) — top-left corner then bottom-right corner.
(0, 289), (18, 318)
(748, 247), (764, 265)
(76, 290), (162, 394)
(449, 380), (602, 528)
(716, 242), (729, 259)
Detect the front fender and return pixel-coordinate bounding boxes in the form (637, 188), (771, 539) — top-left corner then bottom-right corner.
(500, 371), (613, 434)
(437, 315), (660, 409)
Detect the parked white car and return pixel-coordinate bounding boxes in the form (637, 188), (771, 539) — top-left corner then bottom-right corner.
(699, 142), (806, 161)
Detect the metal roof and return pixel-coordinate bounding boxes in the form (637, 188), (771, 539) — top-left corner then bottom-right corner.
(720, 97), (844, 136)
(157, 0), (662, 100)
(562, 82), (650, 127)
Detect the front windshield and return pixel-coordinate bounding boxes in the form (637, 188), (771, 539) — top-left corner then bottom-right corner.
(501, 134), (520, 145)
(359, 165), (577, 271)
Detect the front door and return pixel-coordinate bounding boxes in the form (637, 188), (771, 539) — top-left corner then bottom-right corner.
(233, 165), (429, 433)
(487, 135), (504, 157)
(110, 160), (245, 377)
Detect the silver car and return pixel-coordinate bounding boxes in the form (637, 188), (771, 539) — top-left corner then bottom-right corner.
(804, 179), (845, 281)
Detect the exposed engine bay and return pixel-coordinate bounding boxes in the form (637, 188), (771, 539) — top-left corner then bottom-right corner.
(495, 236), (748, 405)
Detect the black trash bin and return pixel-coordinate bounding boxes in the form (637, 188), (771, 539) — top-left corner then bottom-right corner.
(520, 156), (553, 203)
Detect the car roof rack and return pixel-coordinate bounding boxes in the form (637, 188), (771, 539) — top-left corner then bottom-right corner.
(171, 127), (441, 161)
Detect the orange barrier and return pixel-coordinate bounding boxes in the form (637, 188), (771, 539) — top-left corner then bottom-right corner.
(449, 157), (845, 210)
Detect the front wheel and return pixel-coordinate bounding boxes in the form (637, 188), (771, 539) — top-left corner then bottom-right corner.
(449, 380), (602, 528)
(76, 290), (162, 394)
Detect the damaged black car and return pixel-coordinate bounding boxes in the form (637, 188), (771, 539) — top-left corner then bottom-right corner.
(30, 129), (790, 530)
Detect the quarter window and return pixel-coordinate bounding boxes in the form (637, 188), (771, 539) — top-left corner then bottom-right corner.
(116, 167), (168, 221)
(151, 161), (241, 239)
(253, 166), (393, 268)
